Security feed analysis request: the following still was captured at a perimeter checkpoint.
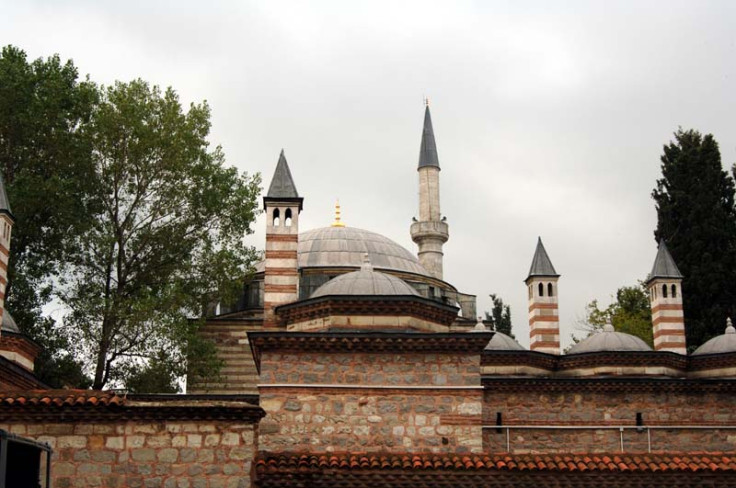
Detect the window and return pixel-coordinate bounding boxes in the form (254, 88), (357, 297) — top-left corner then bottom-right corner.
(671, 284), (677, 298)
(547, 283), (554, 297)
(528, 285), (532, 300)
(538, 283), (544, 297)
(284, 208), (292, 226)
(662, 284), (668, 298)
(273, 208), (280, 226)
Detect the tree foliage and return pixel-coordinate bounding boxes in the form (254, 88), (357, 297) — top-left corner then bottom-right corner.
(60, 80), (261, 390)
(652, 129), (736, 348)
(484, 293), (513, 337)
(577, 285), (653, 347)
(1, 46), (261, 391)
(0, 45), (97, 387)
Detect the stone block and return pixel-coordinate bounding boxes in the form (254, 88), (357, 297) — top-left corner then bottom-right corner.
(221, 432), (240, 446)
(131, 448), (156, 462)
(58, 436), (87, 448)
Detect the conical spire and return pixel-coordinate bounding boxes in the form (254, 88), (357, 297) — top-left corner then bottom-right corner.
(266, 150), (300, 199)
(647, 240), (683, 283)
(525, 237), (559, 281)
(0, 173), (13, 219)
(418, 105), (440, 169)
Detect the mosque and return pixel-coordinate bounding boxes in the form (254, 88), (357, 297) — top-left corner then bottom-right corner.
(0, 107), (735, 487)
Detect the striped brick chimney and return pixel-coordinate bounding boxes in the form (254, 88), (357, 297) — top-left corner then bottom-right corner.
(646, 241), (686, 354)
(525, 237), (560, 354)
(263, 150), (303, 327)
(0, 173), (13, 333)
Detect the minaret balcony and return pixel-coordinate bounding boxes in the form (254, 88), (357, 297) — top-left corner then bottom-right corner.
(410, 220), (449, 244)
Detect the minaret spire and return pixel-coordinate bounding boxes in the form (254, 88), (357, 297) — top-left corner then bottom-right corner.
(411, 104), (448, 280)
(418, 105), (440, 170)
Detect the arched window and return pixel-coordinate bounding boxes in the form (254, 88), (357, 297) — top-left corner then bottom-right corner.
(671, 284), (677, 298)
(284, 208), (292, 226)
(547, 283), (554, 297)
(273, 208), (280, 226)
(538, 283), (544, 297)
(528, 285), (532, 300)
(662, 284), (668, 298)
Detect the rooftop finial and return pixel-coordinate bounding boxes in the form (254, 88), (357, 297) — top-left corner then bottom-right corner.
(603, 319), (615, 333)
(727, 317), (735, 334)
(331, 199), (346, 227)
(473, 316), (488, 332)
(424, 96), (430, 107)
(361, 253), (372, 271)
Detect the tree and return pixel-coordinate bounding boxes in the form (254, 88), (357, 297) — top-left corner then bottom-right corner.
(59, 80), (261, 390)
(484, 293), (513, 337)
(0, 45), (98, 387)
(652, 129), (736, 348)
(576, 285), (653, 347)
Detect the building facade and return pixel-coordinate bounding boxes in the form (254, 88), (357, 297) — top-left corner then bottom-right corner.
(1, 107), (736, 487)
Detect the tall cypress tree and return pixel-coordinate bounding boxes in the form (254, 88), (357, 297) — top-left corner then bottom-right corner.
(652, 129), (736, 348)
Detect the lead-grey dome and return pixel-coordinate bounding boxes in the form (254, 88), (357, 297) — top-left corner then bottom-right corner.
(311, 260), (419, 298)
(567, 323), (652, 354)
(1, 310), (19, 334)
(300, 226), (430, 276)
(484, 332), (525, 351)
(693, 319), (736, 355)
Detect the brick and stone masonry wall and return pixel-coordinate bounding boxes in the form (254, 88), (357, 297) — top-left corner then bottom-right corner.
(483, 389), (736, 453)
(258, 352), (483, 454)
(0, 420), (257, 488)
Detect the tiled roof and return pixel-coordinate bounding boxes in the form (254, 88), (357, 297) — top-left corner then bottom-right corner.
(0, 389), (264, 422)
(256, 452), (736, 474)
(0, 389), (124, 406)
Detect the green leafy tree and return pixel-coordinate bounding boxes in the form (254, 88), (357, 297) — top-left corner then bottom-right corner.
(59, 80), (261, 390)
(484, 293), (513, 337)
(577, 285), (653, 347)
(0, 45), (98, 387)
(652, 129), (736, 348)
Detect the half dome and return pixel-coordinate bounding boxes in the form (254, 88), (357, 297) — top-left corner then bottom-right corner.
(484, 332), (525, 351)
(693, 320), (736, 355)
(567, 323), (652, 354)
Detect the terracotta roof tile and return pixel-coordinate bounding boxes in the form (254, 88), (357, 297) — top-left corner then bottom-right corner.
(0, 389), (124, 407)
(256, 452), (736, 474)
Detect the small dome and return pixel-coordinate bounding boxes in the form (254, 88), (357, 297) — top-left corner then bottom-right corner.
(310, 256), (419, 298)
(692, 318), (736, 356)
(484, 332), (525, 351)
(567, 322), (652, 354)
(1, 310), (19, 334)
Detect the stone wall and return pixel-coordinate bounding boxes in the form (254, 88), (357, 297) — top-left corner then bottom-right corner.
(0, 419), (257, 488)
(483, 387), (736, 453)
(258, 351), (483, 454)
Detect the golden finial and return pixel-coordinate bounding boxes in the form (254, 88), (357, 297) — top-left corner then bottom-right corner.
(424, 96), (430, 107)
(331, 199), (346, 227)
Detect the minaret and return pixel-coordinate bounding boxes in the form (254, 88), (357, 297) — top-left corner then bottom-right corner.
(263, 150), (303, 327)
(0, 174), (13, 334)
(646, 241), (686, 354)
(410, 104), (449, 280)
(525, 237), (561, 355)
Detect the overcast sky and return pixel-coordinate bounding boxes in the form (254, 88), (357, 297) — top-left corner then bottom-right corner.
(3, 1), (736, 347)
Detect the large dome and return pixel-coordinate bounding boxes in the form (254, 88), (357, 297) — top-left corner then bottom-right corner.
(297, 226), (430, 276)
